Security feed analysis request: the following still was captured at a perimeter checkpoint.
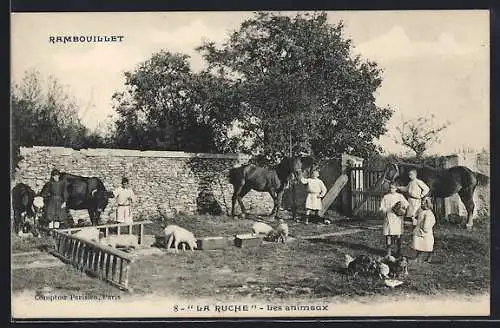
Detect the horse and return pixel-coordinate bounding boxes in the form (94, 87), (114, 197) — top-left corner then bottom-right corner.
(229, 157), (303, 220)
(381, 162), (489, 229)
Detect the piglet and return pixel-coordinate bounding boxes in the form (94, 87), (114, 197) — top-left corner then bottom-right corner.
(251, 222), (274, 236)
(164, 225), (197, 252)
(100, 234), (138, 250)
(73, 227), (101, 242)
(164, 224), (180, 238)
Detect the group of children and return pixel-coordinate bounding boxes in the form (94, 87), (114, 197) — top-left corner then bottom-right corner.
(300, 168), (436, 262)
(379, 171), (435, 263)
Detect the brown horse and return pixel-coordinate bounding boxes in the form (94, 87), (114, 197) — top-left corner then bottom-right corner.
(229, 157), (303, 220)
(382, 162), (489, 229)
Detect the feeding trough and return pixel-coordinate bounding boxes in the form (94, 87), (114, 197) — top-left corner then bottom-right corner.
(196, 236), (228, 250)
(234, 233), (263, 248)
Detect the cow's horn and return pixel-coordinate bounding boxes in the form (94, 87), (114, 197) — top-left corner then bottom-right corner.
(91, 189), (97, 197)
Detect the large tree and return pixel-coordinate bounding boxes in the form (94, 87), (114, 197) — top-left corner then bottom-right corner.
(11, 70), (91, 176)
(197, 12), (392, 163)
(111, 51), (239, 153)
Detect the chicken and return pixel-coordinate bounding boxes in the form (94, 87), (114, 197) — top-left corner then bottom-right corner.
(377, 262), (390, 279)
(275, 220), (289, 243)
(344, 254), (355, 269)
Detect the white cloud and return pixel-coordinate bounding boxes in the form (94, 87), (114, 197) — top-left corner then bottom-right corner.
(149, 19), (228, 48)
(355, 26), (482, 61)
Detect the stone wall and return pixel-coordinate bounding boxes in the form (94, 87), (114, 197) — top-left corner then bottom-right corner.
(12, 146), (274, 220)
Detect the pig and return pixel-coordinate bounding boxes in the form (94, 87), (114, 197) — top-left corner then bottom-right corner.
(163, 224), (180, 247)
(251, 222), (274, 236)
(100, 234), (138, 250)
(164, 224), (181, 238)
(73, 227), (101, 242)
(164, 225), (197, 252)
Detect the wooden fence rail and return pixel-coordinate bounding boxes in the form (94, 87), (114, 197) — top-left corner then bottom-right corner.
(52, 229), (133, 291)
(50, 220), (152, 291)
(60, 220), (153, 245)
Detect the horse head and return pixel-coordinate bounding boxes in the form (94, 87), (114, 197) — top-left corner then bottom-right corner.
(284, 157), (303, 176)
(274, 157), (303, 182)
(383, 162), (421, 187)
(383, 162), (400, 183)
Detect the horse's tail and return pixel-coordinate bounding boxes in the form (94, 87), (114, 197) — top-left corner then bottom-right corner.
(474, 171), (490, 186)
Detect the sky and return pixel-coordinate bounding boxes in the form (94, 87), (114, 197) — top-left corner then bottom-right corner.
(11, 11), (490, 155)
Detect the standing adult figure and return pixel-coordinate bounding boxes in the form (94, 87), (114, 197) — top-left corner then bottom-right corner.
(397, 168), (430, 226)
(113, 177), (136, 224)
(40, 168), (69, 225)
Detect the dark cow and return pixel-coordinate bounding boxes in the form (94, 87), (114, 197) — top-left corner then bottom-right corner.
(40, 172), (114, 226)
(11, 183), (44, 234)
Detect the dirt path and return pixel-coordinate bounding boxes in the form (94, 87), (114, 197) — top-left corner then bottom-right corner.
(297, 228), (364, 240)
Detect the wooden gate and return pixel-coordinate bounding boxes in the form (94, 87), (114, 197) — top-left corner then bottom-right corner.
(348, 166), (446, 219)
(349, 167), (386, 217)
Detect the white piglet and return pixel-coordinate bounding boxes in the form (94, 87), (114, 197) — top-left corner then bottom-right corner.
(164, 225), (197, 252)
(73, 227), (101, 242)
(100, 234), (138, 249)
(164, 224), (180, 238)
(251, 222), (274, 236)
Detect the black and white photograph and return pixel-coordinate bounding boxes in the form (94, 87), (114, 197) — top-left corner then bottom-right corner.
(10, 10), (490, 318)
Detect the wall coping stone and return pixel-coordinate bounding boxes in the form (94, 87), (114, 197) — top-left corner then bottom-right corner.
(19, 146), (251, 160)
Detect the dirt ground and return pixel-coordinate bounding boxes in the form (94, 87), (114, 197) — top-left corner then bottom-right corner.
(11, 212), (491, 317)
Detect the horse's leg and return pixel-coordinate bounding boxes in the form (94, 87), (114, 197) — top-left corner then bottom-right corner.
(458, 188), (476, 230)
(274, 190), (285, 220)
(231, 182), (244, 218)
(237, 186), (252, 218)
(88, 209), (96, 226)
(291, 184), (298, 220)
(13, 210), (21, 234)
(268, 190), (278, 218)
(231, 188), (238, 218)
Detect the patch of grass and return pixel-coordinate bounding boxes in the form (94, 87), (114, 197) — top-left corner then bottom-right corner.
(11, 234), (55, 253)
(145, 214), (346, 238)
(11, 265), (121, 296)
(11, 214), (490, 302)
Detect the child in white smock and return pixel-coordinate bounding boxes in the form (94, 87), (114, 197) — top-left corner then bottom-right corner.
(379, 182), (410, 257)
(412, 197), (436, 263)
(300, 170), (327, 225)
